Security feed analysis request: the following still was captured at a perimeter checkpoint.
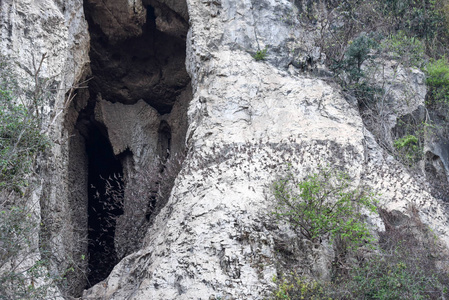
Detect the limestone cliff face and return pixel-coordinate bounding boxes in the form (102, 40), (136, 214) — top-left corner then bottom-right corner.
(1, 0), (449, 299)
(0, 0), (90, 295)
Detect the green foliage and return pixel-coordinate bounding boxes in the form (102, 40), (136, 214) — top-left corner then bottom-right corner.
(0, 56), (49, 190)
(332, 34), (379, 84)
(0, 55), (57, 299)
(272, 252), (448, 300)
(270, 208), (449, 299)
(440, 0), (449, 28)
(272, 167), (377, 248)
(426, 57), (449, 106)
(394, 134), (419, 149)
(342, 212), (449, 299)
(381, 31), (426, 67)
(272, 275), (330, 300)
(329, 33), (387, 107)
(352, 82), (384, 105)
(321, 0), (449, 71)
(389, 1), (440, 31)
(393, 134), (422, 165)
(426, 57), (449, 88)
(347, 257), (446, 299)
(254, 47), (268, 61)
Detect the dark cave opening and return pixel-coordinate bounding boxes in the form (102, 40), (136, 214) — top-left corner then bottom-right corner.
(146, 5), (156, 28)
(85, 123), (124, 287)
(158, 120), (172, 161)
(84, 0), (190, 115)
(64, 0), (191, 293)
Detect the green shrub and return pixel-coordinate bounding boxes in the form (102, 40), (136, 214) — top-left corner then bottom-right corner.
(322, 0), (448, 71)
(352, 82), (384, 106)
(426, 58), (449, 88)
(341, 210), (449, 299)
(426, 57), (449, 106)
(381, 31), (426, 67)
(0, 55), (56, 298)
(254, 47), (268, 61)
(332, 34), (379, 84)
(330, 33), (385, 108)
(347, 257), (447, 299)
(0, 56), (49, 190)
(272, 167), (377, 249)
(380, 0), (446, 44)
(393, 134), (422, 165)
(270, 206), (449, 299)
(440, 0), (449, 29)
(272, 275), (330, 300)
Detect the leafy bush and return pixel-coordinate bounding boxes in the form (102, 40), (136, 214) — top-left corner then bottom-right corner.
(426, 57), (449, 89)
(329, 33), (388, 108)
(332, 34), (380, 84)
(393, 134), (422, 165)
(379, 0), (447, 48)
(341, 208), (449, 299)
(270, 206), (449, 299)
(320, 0), (449, 70)
(0, 55), (58, 299)
(380, 31), (426, 67)
(347, 256), (447, 299)
(272, 275), (330, 300)
(0, 56), (49, 190)
(272, 167), (377, 248)
(254, 47), (268, 61)
(426, 57), (449, 106)
(352, 82), (384, 106)
(440, 0), (449, 28)
(272, 252), (448, 300)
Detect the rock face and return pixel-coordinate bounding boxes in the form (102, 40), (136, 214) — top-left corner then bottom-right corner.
(1, 0), (449, 299)
(82, 0), (449, 299)
(362, 58), (427, 148)
(0, 0), (90, 295)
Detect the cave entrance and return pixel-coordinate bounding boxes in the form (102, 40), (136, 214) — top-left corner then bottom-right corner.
(85, 123), (124, 287)
(63, 0), (191, 294)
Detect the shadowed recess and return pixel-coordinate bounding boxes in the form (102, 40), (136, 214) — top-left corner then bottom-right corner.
(85, 124), (124, 287)
(65, 0), (191, 291)
(84, 0), (190, 114)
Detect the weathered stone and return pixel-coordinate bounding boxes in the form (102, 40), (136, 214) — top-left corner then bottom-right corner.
(0, 0), (90, 296)
(84, 0), (146, 43)
(362, 58), (427, 149)
(1, 0), (449, 299)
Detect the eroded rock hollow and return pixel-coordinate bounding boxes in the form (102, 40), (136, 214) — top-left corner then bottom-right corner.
(67, 0), (191, 292)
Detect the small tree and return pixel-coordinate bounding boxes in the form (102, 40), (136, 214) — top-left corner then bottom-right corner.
(340, 34), (379, 84)
(0, 55), (49, 191)
(0, 54), (61, 299)
(272, 167), (377, 249)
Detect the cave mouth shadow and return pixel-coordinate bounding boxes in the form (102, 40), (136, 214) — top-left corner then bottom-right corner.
(85, 123), (124, 287)
(84, 1), (190, 115)
(72, 0), (191, 291)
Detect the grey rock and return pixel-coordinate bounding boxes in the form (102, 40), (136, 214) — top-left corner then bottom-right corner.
(1, 0), (449, 299)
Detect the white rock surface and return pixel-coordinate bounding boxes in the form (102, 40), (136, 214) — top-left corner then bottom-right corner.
(83, 1), (449, 299)
(1, 0), (449, 299)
